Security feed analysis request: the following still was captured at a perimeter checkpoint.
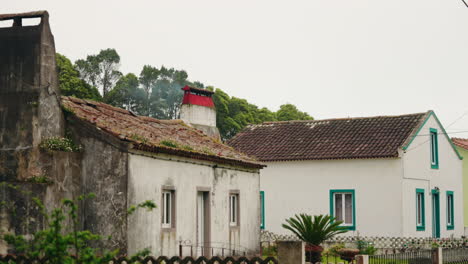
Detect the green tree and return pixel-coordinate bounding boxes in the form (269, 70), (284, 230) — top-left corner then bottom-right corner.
(56, 53), (101, 101)
(276, 103), (313, 121)
(139, 65), (160, 115)
(75, 49), (122, 97)
(105, 73), (146, 113)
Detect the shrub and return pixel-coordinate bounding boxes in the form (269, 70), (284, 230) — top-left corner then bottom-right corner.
(39, 137), (81, 152)
(1, 187), (156, 264)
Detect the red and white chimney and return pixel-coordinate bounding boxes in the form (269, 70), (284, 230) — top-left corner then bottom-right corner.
(180, 86), (220, 139)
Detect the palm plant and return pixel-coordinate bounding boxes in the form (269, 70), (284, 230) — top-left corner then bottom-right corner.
(282, 214), (349, 263)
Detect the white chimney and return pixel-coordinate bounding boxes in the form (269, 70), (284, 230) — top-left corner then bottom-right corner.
(180, 86), (220, 139)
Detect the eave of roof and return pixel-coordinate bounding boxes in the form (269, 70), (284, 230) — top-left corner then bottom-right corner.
(452, 138), (468, 151)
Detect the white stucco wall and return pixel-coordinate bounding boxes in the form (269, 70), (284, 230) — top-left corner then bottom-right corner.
(126, 153), (260, 256)
(401, 114), (464, 237)
(180, 104), (216, 127)
(261, 159), (403, 237)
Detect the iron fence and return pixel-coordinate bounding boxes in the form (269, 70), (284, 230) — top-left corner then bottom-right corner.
(369, 249), (434, 264)
(442, 248), (468, 264)
(0, 255), (278, 264)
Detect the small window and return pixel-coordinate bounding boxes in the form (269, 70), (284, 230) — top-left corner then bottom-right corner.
(447, 191), (454, 230)
(162, 190), (175, 229)
(330, 190), (355, 230)
(416, 189), (425, 231)
(260, 191), (265, 229)
(430, 128), (439, 169)
(229, 193), (239, 227)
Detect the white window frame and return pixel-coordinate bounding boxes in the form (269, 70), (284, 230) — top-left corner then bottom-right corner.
(162, 191), (173, 228)
(229, 193), (239, 227)
(333, 192), (354, 226)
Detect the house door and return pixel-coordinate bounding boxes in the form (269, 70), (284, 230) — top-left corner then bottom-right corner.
(432, 190), (440, 238)
(197, 191), (210, 256)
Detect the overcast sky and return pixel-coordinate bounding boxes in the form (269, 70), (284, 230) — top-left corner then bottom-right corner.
(4, 0), (468, 137)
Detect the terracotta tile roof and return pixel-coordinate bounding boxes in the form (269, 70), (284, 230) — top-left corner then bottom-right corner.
(452, 138), (468, 150)
(228, 112), (429, 161)
(61, 96), (263, 169)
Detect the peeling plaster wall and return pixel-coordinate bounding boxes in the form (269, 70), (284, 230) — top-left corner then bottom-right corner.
(67, 117), (129, 253)
(127, 153), (260, 256)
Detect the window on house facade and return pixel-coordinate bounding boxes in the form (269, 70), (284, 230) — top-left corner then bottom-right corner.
(430, 128), (439, 169)
(229, 193), (239, 227)
(260, 191), (265, 229)
(162, 190), (175, 229)
(330, 190), (355, 230)
(447, 191), (454, 230)
(416, 189), (425, 231)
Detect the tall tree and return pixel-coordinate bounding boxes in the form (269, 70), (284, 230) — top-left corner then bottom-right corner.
(75, 48), (122, 97)
(56, 53), (101, 101)
(139, 65), (159, 115)
(105, 73), (145, 113)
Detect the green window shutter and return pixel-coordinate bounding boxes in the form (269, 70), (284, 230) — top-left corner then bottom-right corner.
(416, 189), (425, 231)
(447, 191), (454, 230)
(260, 191), (265, 229)
(430, 128), (439, 169)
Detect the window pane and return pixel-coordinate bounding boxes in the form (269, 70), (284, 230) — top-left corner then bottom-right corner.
(447, 195), (453, 225)
(335, 194), (343, 221)
(345, 194), (353, 224)
(417, 193), (422, 225)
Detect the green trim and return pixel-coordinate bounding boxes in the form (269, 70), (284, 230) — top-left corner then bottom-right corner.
(432, 189), (441, 238)
(402, 111), (463, 160)
(329, 189), (356, 231)
(446, 191), (454, 230)
(430, 128), (439, 169)
(260, 191), (265, 230)
(416, 189), (425, 231)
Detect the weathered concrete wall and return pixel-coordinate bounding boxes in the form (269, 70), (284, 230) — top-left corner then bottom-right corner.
(67, 116), (129, 253)
(0, 12), (80, 254)
(0, 12), (64, 182)
(0, 151), (82, 254)
(127, 153), (260, 256)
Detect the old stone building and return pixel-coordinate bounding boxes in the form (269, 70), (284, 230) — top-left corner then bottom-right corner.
(0, 11), (264, 256)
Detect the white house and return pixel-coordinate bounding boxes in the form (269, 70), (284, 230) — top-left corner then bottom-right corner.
(229, 111), (464, 238)
(60, 87), (264, 256)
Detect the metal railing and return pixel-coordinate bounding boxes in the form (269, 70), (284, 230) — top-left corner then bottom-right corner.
(442, 248), (468, 264)
(178, 241), (257, 258)
(369, 249), (434, 264)
(0, 255), (279, 264)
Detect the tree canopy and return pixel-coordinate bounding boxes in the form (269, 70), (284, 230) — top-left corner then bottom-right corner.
(56, 53), (101, 101)
(57, 50), (313, 140)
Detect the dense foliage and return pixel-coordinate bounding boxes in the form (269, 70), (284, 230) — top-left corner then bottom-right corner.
(1, 184), (156, 264)
(56, 50), (313, 140)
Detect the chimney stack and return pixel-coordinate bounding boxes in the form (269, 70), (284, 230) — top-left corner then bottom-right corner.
(0, 11), (64, 181)
(180, 86), (220, 140)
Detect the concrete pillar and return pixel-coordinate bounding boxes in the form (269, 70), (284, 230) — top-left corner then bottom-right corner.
(277, 241), (305, 264)
(356, 255), (369, 264)
(432, 247), (442, 264)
